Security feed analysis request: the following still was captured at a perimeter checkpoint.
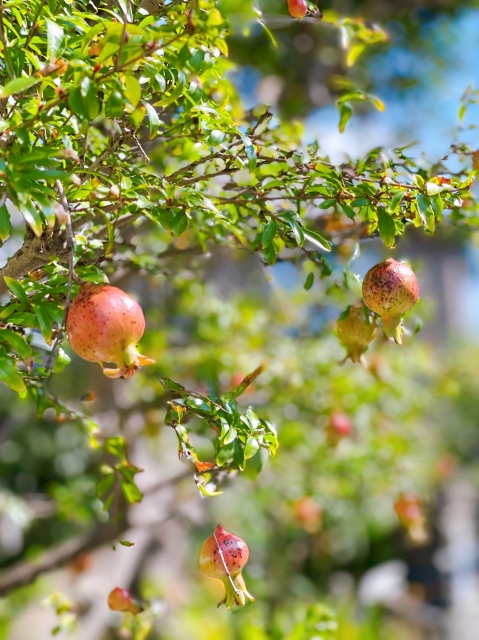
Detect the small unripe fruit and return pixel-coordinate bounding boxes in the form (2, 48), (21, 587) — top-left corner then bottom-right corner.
(287, 0), (308, 19)
(107, 587), (142, 614)
(199, 525), (254, 610)
(336, 305), (376, 363)
(326, 412), (352, 446)
(362, 258), (419, 344)
(66, 284), (155, 379)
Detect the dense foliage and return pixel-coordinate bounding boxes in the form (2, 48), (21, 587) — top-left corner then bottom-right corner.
(0, 0), (478, 638)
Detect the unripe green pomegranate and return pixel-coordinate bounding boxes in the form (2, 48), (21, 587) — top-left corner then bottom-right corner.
(362, 258), (419, 344)
(66, 284), (154, 378)
(199, 525), (254, 610)
(287, 0), (308, 18)
(336, 305), (376, 363)
(107, 587), (142, 614)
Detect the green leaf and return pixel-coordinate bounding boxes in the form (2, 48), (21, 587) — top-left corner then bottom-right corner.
(119, 540), (135, 547)
(304, 272), (315, 290)
(53, 347), (71, 373)
(81, 77), (101, 119)
(69, 86), (89, 120)
(0, 204), (11, 242)
(244, 436), (259, 460)
(105, 91), (124, 118)
(197, 483), (223, 497)
(338, 102), (353, 133)
(262, 219), (277, 247)
(0, 347), (26, 394)
(416, 193), (435, 232)
(119, 471), (143, 503)
(46, 20), (65, 61)
(18, 201), (43, 237)
(124, 75), (142, 109)
(431, 194), (444, 221)
(283, 215), (304, 247)
(1, 76), (40, 98)
(387, 190), (405, 213)
(216, 441), (234, 466)
(144, 102), (160, 139)
(338, 305), (351, 321)
(3, 277), (29, 309)
(172, 211), (189, 236)
(222, 426), (237, 445)
(33, 304), (53, 345)
(319, 199), (337, 209)
(377, 208), (396, 248)
(0, 329), (32, 360)
(303, 228), (332, 252)
(107, 436), (127, 461)
(96, 473), (115, 497)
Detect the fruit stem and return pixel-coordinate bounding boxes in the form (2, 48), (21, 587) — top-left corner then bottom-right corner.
(220, 572), (255, 610)
(381, 314), (403, 344)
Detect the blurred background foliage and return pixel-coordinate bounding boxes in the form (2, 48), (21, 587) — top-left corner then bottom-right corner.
(0, 0), (479, 638)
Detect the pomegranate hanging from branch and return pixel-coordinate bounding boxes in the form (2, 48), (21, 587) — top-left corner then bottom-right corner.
(362, 258), (419, 344)
(199, 525), (254, 610)
(66, 283), (154, 379)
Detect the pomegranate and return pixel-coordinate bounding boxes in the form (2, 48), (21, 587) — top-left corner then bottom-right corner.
(394, 492), (428, 543)
(199, 525), (254, 609)
(293, 497), (323, 534)
(287, 0), (308, 19)
(362, 258), (419, 344)
(66, 284), (154, 378)
(325, 412), (352, 446)
(107, 587), (142, 614)
(336, 305), (376, 363)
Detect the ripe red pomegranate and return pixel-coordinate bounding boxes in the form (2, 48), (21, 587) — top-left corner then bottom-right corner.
(287, 0), (308, 18)
(362, 258), (419, 344)
(336, 305), (376, 363)
(107, 587), (142, 614)
(199, 525), (254, 609)
(66, 284), (154, 378)
(326, 412), (352, 446)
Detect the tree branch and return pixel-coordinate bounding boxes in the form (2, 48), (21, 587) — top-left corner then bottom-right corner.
(0, 521), (128, 597)
(45, 181), (79, 372)
(0, 471), (189, 597)
(0, 228), (67, 295)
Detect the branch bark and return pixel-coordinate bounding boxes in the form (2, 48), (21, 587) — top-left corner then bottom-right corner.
(0, 228), (68, 295)
(0, 521), (128, 597)
(0, 471), (190, 597)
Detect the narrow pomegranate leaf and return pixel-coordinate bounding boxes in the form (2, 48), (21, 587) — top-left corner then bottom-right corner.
(232, 364), (264, 399)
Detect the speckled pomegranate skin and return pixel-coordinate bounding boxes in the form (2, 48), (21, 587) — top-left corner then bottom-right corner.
(199, 525), (254, 609)
(362, 258), (419, 318)
(336, 305), (376, 362)
(287, 0), (308, 18)
(66, 284), (154, 378)
(199, 525), (249, 580)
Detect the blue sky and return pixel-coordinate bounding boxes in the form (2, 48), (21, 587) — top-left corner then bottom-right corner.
(305, 7), (479, 163)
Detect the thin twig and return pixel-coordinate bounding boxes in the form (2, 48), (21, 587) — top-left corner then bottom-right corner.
(213, 530), (240, 596)
(45, 181), (78, 372)
(116, 0), (130, 71)
(24, 0), (47, 50)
